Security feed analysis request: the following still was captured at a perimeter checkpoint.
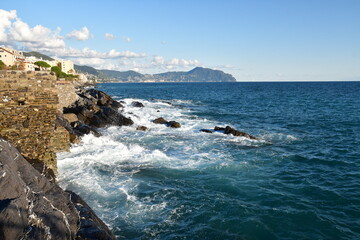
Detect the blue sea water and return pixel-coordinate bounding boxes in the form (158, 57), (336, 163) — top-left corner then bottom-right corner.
(58, 82), (360, 239)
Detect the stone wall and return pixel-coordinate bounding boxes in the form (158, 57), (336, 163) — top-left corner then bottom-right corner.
(0, 70), (70, 174)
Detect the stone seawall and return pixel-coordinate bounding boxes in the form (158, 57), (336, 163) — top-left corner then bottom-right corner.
(0, 70), (70, 175)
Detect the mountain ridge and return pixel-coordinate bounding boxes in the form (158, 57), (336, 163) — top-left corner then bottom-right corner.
(24, 51), (236, 82)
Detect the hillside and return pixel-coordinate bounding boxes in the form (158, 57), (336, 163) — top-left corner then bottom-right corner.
(23, 51), (236, 82)
(98, 67), (236, 82)
(23, 51), (54, 61)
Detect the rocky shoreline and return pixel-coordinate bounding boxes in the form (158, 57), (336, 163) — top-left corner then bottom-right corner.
(0, 70), (258, 239)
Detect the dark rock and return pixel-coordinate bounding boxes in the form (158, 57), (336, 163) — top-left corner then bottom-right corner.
(26, 158), (56, 182)
(67, 191), (115, 240)
(0, 139), (115, 240)
(216, 125), (258, 140)
(200, 129), (213, 133)
(111, 101), (123, 109)
(81, 89), (114, 107)
(89, 107), (133, 128)
(55, 114), (82, 143)
(0, 139), (78, 240)
(64, 90), (133, 129)
(131, 101), (144, 108)
(167, 121), (181, 128)
(224, 126), (234, 135)
(74, 124), (102, 137)
(136, 126), (148, 131)
(153, 117), (168, 124)
(214, 126), (226, 131)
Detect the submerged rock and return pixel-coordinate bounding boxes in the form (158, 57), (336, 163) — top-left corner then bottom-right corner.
(214, 126), (258, 140)
(200, 129), (213, 133)
(131, 101), (145, 108)
(214, 126), (226, 131)
(136, 126), (148, 131)
(153, 117), (181, 128)
(167, 121), (181, 128)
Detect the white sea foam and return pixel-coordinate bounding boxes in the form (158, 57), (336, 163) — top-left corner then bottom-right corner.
(57, 96), (293, 228)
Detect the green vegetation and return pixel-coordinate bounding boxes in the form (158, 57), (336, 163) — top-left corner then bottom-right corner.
(51, 66), (77, 80)
(0, 60), (6, 70)
(34, 61), (51, 68)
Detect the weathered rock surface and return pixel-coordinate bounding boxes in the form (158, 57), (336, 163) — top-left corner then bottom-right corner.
(67, 191), (115, 240)
(56, 80), (79, 111)
(0, 139), (115, 240)
(63, 113), (78, 123)
(0, 139), (78, 239)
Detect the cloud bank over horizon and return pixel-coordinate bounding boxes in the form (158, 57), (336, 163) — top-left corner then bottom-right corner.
(0, 9), (201, 73)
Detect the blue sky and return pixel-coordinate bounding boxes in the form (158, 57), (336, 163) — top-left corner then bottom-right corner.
(1, 0), (359, 81)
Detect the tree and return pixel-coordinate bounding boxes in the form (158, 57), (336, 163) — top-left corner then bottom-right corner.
(0, 60), (6, 70)
(51, 66), (67, 78)
(34, 61), (51, 69)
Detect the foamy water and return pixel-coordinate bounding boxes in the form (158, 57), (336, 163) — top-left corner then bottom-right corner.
(58, 82), (360, 239)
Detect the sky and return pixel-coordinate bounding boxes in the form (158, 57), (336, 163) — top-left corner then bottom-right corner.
(0, 0), (359, 81)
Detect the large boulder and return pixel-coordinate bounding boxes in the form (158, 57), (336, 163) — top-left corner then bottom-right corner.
(153, 117), (168, 124)
(64, 89), (133, 129)
(0, 139), (78, 240)
(0, 139), (115, 240)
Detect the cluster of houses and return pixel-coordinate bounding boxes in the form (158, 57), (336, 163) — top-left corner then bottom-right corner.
(0, 46), (75, 74)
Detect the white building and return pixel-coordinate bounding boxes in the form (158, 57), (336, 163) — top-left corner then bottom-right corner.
(0, 46), (25, 67)
(59, 59), (75, 74)
(0, 46), (75, 74)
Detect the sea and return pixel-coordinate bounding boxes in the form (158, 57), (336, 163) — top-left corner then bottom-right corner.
(57, 81), (360, 240)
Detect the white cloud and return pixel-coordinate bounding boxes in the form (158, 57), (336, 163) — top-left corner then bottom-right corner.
(0, 9), (65, 50)
(123, 37), (132, 42)
(66, 26), (90, 41)
(151, 56), (200, 70)
(152, 56), (165, 65)
(104, 33), (115, 40)
(9, 19), (65, 49)
(52, 47), (146, 59)
(70, 57), (106, 67)
(0, 9), (16, 42)
(0, 9), (202, 74)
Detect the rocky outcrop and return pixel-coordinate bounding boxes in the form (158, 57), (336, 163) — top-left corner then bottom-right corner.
(64, 89), (133, 130)
(153, 117), (181, 128)
(212, 126), (258, 140)
(0, 139), (115, 240)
